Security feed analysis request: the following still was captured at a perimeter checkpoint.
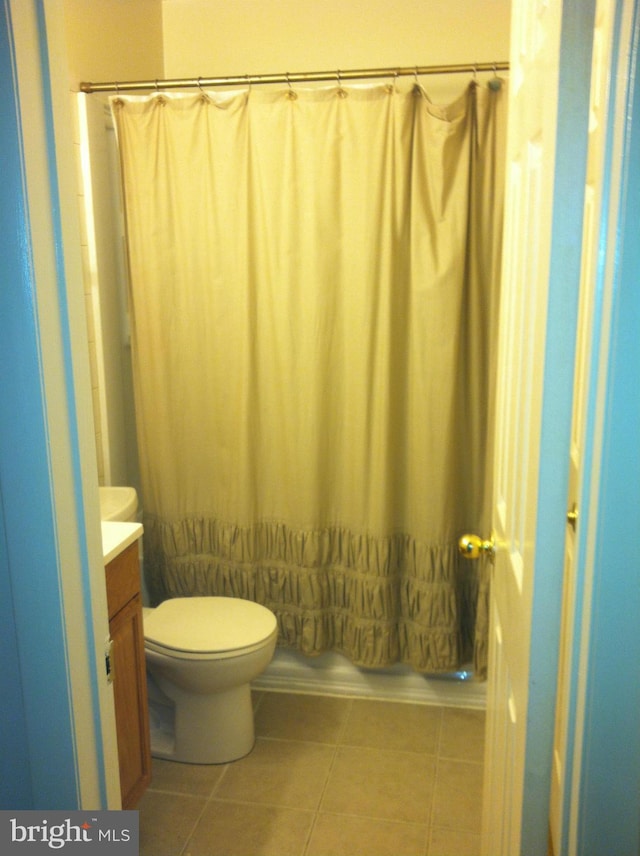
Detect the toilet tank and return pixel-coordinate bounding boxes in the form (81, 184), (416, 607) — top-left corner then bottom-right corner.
(99, 486), (138, 522)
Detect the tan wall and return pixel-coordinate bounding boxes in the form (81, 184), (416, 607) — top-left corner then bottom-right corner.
(59, 0), (163, 487)
(62, 0), (164, 89)
(162, 0), (510, 102)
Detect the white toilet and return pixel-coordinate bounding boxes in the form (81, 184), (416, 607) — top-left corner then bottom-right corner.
(143, 596), (278, 764)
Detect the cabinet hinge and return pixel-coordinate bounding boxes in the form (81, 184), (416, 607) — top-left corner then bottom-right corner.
(105, 637), (114, 684)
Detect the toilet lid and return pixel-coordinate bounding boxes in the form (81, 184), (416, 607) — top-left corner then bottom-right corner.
(144, 597), (277, 655)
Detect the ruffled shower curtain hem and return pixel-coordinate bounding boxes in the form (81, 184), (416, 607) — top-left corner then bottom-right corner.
(144, 513), (489, 676)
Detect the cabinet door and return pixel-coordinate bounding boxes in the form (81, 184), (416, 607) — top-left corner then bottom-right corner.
(110, 595), (151, 808)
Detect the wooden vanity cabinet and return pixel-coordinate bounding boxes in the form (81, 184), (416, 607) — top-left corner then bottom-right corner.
(106, 540), (151, 808)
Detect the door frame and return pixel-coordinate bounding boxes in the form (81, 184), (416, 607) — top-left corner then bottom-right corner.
(4, 0), (639, 836)
(0, 0), (119, 807)
(506, 0), (640, 851)
(483, 0), (639, 851)
(560, 1), (640, 852)
(503, 1), (597, 851)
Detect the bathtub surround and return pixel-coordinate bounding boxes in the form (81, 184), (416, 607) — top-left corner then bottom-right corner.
(254, 648), (486, 709)
(112, 79), (506, 678)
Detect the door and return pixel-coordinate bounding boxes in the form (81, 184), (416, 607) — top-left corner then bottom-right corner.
(479, 0), (594, 853)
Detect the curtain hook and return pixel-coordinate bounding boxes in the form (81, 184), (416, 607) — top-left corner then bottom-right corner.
(285, 71), (297, 100)
(112, 80), (123, 107)
(489, 62), (502, 91)
(385, 70), (397, 95)
(153, 78), (166, 104)
(197, 76), (210, 103)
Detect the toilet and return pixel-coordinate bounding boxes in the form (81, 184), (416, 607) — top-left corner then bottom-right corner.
(143, 596), (278, 764)
(98, 484), (276, 764)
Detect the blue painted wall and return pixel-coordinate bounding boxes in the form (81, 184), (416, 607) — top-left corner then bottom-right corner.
(0, 504), (31, 807)
(576, 4), (640, 851)
(0, 0), (37, 808)
(0, 0), (79, 808)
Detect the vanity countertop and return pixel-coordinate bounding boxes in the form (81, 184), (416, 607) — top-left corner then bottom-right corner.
(102, 521), (143, 565)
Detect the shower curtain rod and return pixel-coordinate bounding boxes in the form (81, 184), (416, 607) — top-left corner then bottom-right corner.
(79, 60), (509, 94)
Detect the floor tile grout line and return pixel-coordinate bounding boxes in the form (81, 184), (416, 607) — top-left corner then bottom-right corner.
(300, 695), (354, 856)
(255, 734), (352, 748)
(433, 706), (486, 843)
(422, 818), (431, 856)
(424, 705), (446, 856)
(145, 785), (222, 798)
(175, 757), (235, 855)
(438, 754), (484, 764)
(254, 733), (447, 757)
(177, 788), (219, 856)
(194, 794), (318, 813)
(300, 806), (434, 826)
(177, 753), (259, 856)
(207, 758), (232, 800)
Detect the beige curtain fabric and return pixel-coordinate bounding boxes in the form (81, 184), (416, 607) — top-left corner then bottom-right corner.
(112, 80), (506, 676)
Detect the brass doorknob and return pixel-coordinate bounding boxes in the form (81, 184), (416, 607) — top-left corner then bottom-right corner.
(458, 533), (495, 560)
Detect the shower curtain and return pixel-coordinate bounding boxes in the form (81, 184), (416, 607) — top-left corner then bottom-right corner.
(112, 78), (506, 676)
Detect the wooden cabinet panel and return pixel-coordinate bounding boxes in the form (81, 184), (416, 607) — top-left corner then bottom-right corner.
(106, 542), (141, 619)
(106, 542), (151, 808)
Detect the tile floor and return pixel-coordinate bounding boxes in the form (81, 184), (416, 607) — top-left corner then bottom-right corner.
(138, 690), (485, 856)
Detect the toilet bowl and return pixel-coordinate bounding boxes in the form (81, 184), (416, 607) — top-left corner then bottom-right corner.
(143, 596), (278, 764)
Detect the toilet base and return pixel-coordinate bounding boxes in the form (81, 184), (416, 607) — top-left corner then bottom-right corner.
(148, 679), (256, 764)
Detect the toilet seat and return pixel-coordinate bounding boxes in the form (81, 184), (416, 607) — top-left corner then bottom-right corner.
(144, 596), (278, 661)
